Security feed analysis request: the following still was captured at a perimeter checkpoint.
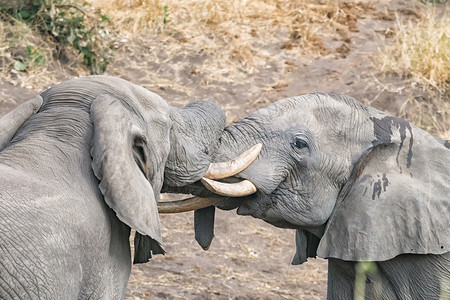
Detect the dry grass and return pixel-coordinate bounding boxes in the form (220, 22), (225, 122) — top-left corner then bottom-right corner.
(377, 9), (449, 138)
(378, 10), (449, 90)
(90, 0), (341, 82)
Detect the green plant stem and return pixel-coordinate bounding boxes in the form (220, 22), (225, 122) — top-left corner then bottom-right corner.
(354, 262), (377, 300)
(53, 4), (92, 19)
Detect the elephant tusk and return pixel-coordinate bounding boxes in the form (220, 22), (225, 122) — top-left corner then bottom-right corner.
(201, 177), (257, 197)
(204, 143), (262, 180)
(158, 196), (220, 213)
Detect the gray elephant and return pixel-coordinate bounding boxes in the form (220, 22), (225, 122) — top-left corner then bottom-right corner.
(191, 93), (450, 299)
(0, 76), (229, 299)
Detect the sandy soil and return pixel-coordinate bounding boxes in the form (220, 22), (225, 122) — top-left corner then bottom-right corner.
(0, 1), (445, 299)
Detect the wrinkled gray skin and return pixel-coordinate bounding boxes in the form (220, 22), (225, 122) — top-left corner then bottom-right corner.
(209, 93), (450, 300)
(0, 76), (225, 299)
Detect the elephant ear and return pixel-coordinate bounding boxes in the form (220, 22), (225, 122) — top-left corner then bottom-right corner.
(317, 114), (450, 262)
(90, 94), (164, 262)
(291, 229), (320, 265)
(0, 95), (42, 151)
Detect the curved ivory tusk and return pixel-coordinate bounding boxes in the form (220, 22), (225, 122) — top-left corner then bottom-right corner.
(204, 143), (262, 180)
(158, 196), (219, 213)
(201, 177), (257, 197)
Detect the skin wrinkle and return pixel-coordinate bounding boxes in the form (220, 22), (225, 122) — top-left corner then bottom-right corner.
(4, 121), (94, 187)
(1, 189), (47, 252)
(179, 102), (224, 154)
(280, 128), (344, 225)
(2, 233), (43, 290)
(0, 194), (55, 298)
(369, 263), (400, 298)
(251, 149), (288, 194)
(0, 281), (16, 300)
(378, 254), (449, 298)
(222, 114), (267, 147)
(11, 259), (41, 299)
(224, 106), (337, 225)
(0, 259), (30, 299)
(3, 243), (44, 298)
(0, 261), (22, 299)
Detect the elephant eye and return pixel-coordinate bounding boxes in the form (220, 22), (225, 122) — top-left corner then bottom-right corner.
(293, 138), (308, 149)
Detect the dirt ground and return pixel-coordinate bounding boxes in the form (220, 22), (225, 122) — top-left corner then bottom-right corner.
(0, 0), (447, 299)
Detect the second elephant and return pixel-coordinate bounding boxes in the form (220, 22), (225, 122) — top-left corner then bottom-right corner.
(198, 92), (450, 300)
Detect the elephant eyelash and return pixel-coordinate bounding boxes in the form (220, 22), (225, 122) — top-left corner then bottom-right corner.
(293, 139), (308, 149)
(292, 137), (309, 150)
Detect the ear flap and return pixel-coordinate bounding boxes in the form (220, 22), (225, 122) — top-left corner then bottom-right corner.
(0, 95), (42, 151)
(133, 232), (165, 264)
(291, 229), (320, 265)
(317, 116), (450, 262)
(90, 94), (164, 259)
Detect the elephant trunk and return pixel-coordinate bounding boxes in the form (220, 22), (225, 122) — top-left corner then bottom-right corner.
(158, 119), (262, 213)
(164, 101), (226, 188)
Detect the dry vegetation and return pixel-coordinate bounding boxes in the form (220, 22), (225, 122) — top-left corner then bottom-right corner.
(93, 0), (450, 139)
(0, 11), (88, 89)
(0, 14), (57, 88)
(379, 11), (449, 90)
(2, 0), (447, 136)
(0, 1), (115, 88)
(91, 0), (341, 82)
(377, 8), (449, 138)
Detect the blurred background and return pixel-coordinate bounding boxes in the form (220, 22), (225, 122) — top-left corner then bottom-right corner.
(0, 0), (448, 298)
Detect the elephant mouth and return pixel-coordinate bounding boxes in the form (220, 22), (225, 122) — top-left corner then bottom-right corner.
(157, 144), (262, 213)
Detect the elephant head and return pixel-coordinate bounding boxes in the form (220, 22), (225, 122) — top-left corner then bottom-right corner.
(85, 77), (230, 262)
(0, 76), (228, 263)
(196, 92), (450, 264)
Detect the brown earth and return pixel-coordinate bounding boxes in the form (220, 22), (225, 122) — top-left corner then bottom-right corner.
(0, 1), (447, 299)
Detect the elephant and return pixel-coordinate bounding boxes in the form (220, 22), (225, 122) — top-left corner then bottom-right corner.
(188, 92), (450, 299)
(0, 75), (233, 299)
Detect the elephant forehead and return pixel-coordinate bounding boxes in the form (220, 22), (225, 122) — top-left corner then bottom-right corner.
(271, 110), (317, 132)
(254, 93), (365, 131)
(253, 98), (317, 132)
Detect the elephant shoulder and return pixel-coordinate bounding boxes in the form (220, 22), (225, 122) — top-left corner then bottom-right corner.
(0, 164), (105, 222)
